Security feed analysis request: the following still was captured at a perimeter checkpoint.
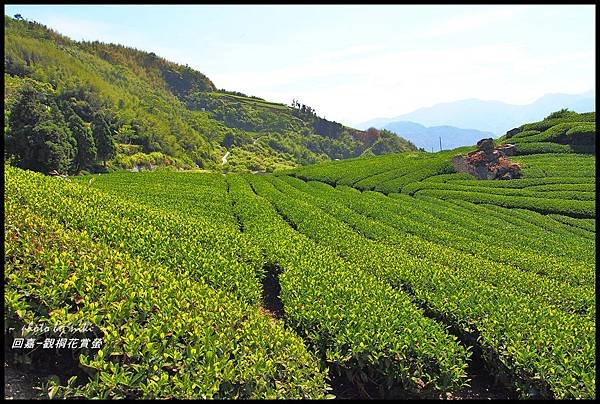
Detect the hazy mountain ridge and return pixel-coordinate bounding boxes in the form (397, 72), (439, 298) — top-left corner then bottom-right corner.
(381, 121), (494, 151)
(357, 92), (595, 136)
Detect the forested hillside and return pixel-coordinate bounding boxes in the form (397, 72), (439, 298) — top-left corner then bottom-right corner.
(3, 15), (417, 174)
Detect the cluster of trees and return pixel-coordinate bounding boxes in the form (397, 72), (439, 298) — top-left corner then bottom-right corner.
(212, 102), (293, 133)
(5, 78), (116, 174)
(5, 15), (221, 170)
(290, 99), (347, 139)
(290, 99), (317, 117)
(78, 40), (216, 99)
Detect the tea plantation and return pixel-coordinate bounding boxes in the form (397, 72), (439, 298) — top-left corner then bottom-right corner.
(4, 113), (595, 399)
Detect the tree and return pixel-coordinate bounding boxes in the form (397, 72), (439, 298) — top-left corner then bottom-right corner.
(92, 113), (116, 166)
(364, 127), (381, 146)
(35, 120), (77, 173)
(115, 123), (136, 144)
(58, 88), (105, 122)
(6, 81), (76, 174)
(68, 113), (97, 171)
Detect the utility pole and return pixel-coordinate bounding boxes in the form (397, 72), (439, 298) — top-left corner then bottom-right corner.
(439, 136), (442, 151)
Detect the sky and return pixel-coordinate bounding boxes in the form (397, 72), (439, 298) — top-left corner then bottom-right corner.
(4, 4), (596, 126)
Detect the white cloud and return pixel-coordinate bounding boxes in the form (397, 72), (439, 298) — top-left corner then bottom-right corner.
(26, 5), (593, 127)
(210, 41), (594, 125)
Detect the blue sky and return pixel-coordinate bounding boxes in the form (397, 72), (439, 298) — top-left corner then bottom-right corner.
(4, 5), (595, 126)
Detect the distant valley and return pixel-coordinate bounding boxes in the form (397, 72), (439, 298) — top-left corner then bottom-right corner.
(378, 121), (494, 152)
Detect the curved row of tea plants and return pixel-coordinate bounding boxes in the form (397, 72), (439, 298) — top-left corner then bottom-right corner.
(449, 201), (596, 243)
(394, 192), (595, 262)
(508, 122), (595, 144)
(414, 188), (594, 218)
(256, 174), (595, 399)
(272, 175), (594, 301)
(355, 158), (455, 194)
(6, 165), (263, 305)
(446, 176), (595, 189)
(512, 154), (595, 178)
(283, 148), (472, 189)
(315, 185), (595, 286)
(287, 152), (419, 186)
(4, 166), (329, 399)
(386, 194), (595, 282)
(273, 176), (594, 309)
(76, 170), (239, 230)
(401, 181), (594, 201)
(526, 182), (595, 192)
(515, 112), (595, 133)
(226, 174), (470, 398)
(546, 214), (596, 233)
(512, 141), (577, 155)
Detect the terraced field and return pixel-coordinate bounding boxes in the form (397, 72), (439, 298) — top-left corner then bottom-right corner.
(4, 114), (595, 399)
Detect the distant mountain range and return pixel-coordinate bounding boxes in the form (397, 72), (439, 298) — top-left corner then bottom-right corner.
(380, 121), (494, 152)
(356, 91), (595, 136)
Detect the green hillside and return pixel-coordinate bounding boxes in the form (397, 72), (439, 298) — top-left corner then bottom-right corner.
(3, 15), (417, 174)
(5, 110), (595, 399)
(499, 109), (595, 155)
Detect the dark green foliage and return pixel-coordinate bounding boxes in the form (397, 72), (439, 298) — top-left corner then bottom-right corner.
(35, 120), (77, 173)
(92, 113), (116, 166)
(5, 78), (76, 173)
(5, 75), (121, 173)
(544, 108), (580, 121)
(77, 41), (217, 99)
(67, 112), (96, 171)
